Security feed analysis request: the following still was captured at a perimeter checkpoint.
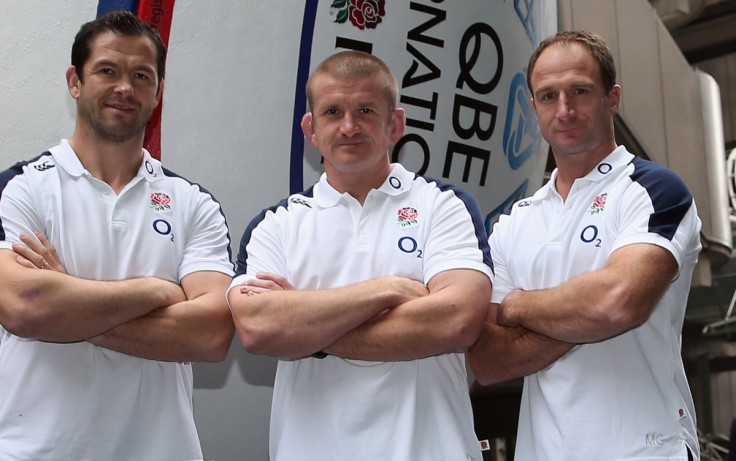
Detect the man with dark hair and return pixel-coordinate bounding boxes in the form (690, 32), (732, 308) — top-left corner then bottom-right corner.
(0, 11), (234, 460)
(469, 30), (701, 460)
(71, 9), (168, 83)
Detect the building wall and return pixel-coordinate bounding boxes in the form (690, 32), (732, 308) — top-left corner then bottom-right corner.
(699, 52), (736, 147)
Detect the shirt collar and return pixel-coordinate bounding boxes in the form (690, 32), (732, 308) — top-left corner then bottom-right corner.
(313, 163), (414, 207)
(533, 145), (633, 201)
(51, 139), (165, 183)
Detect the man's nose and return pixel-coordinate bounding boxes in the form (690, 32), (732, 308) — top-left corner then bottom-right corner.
(339, 113), (359, 134)
(555, 93), (574, 118)
(113, 75), (134, 97)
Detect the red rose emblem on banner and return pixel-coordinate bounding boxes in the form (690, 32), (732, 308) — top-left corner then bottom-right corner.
(332, 0), (386, 30)
(349, 0), (385, 29)
(398, 207), (418, 221)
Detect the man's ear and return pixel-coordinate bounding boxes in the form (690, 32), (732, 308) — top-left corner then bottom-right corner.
(301, 112), (318, 147)
(390, 108), (406, 144)
(608, 85), (621, 115)
(66, 66), (81, 99)
(155, 79), (165, 108)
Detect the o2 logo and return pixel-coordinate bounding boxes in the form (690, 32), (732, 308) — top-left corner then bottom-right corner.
(145, 160), (158, 178)
(153, 219), (175, 242)
(398, 236), (423, 258)
(580, 225), (601, 247)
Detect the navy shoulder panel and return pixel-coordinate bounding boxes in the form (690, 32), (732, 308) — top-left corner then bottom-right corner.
(0, 152), (53, 194)
(161, 166), (233, 264)
(162, 166), (218, 198)
(235, 185), (315, 276)
(417, 174), (493, 272)
(629, 157), (693, 240)
(0, 152), (53, 241)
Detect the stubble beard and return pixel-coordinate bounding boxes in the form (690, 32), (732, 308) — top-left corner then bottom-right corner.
(80, 99), (152, 144)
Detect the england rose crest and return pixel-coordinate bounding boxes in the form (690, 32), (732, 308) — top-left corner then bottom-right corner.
(398, 207), (418, 227)
(150, 192), (172, 211)
(588, 193), (607, 214)
(332, 0), (386, 30)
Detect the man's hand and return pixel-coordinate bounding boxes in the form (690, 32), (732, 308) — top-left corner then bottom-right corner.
(240, 272), (295, 295)
(494, 289), (523, 327)
(12, 231), (67, 274)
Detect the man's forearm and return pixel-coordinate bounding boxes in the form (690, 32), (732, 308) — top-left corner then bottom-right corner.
(498, 244), (678, 343)
(323, 296), (482, 361)
(0, 260), (185, 343)
(88, 271), (234, 362)
(323, 270), (491, 362)
(229, 275), (429, 359)
(468, 324), (574, 385)
(88, 295), (234, 362)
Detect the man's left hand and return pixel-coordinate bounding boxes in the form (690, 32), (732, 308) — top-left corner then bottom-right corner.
(12, 231), (67, 274)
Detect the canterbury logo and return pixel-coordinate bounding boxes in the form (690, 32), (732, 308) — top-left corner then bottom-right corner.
(33, 161), (55, 172)
(290, 197), (312, 208)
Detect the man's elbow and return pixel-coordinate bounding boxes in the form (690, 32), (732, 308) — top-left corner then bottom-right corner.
(0, 299), (45, 339)
(454, 320), (484, 350)
(228, 298), (265, 354)
(233, 318), (280, 356)
(229, 298), (293, 356)
(234, 327), (262, 355)
(233, 320), (315, 359)
(473, 372), (497, 387)
(447, 303), (488, 349)
(611, 304), (648, 328)
(467, 351), (502, 386)
(200, 324), (236, 362)
(468, 357), (522, 387)
(1, 317), (35, 339)
(597, 288), (653, 337)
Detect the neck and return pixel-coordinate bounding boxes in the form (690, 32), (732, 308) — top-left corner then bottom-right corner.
(68, 131), (145, 194)
(553, 143), (617, 200)
(325, 164), (393, 206)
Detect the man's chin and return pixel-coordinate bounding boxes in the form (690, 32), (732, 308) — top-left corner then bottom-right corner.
(96, 125), (147, 144)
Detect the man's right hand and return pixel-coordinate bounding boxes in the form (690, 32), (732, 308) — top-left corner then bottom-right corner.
(157, 278), (188, 307)
(386, 275), (430, 305)
(240, 272), (295, 295)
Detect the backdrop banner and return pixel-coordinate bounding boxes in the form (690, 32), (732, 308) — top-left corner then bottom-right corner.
(292, 0), (557, 231)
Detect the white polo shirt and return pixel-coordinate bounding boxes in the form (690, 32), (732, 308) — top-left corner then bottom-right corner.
(490, 146), (701, 461)
(229, 163), (493, 461)
(0, 140), (234, 461)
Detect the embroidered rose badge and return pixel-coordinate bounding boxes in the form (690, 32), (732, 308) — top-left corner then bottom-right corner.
(588, 193), (607, 214)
